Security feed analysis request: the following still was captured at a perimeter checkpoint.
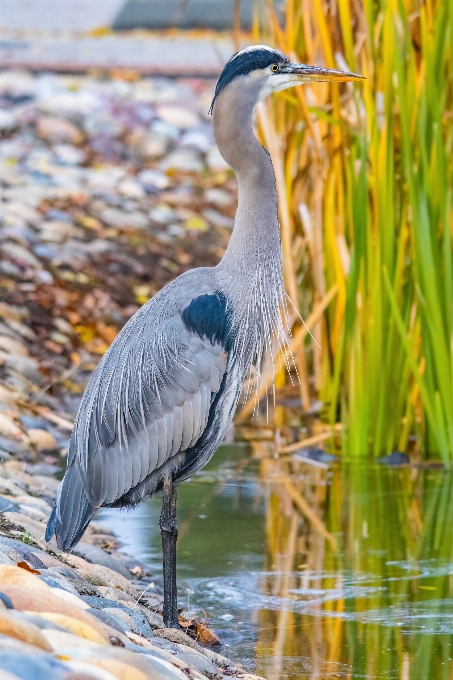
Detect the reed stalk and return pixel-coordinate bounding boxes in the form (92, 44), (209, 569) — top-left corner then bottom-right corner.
(256, 0), (453, 460)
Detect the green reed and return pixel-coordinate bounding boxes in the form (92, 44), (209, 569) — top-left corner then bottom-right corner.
(257, 0), (453, 460)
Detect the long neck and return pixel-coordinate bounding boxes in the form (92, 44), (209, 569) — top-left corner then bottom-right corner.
(213, 84), (281, 277)
(212, 84), (287, 379)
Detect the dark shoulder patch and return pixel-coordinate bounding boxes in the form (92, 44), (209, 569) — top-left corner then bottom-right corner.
(181, 292), (232, 350)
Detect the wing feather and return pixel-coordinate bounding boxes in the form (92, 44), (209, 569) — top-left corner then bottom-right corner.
(63, 304), (228, 511)
(181, 399), (194, 450)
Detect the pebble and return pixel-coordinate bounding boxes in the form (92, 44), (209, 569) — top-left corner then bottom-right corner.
(156, 105), (200, 130)
(159, 148), (204, 173)
(37, 117), (83, 145)
(27, 430), (57, 453)
(128, 129), (170, 161)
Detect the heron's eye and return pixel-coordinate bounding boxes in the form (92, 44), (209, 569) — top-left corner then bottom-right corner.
(271, 64), (280, 73)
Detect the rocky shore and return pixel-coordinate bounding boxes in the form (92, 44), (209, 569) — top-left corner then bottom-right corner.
(0, 69), (266, 679)
(0, 459), (265, 679)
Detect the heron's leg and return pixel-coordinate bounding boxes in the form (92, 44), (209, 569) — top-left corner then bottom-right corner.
(160, 475), (179, 628)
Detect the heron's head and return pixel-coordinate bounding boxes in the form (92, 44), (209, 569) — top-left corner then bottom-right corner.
(210, 45), (364, 114)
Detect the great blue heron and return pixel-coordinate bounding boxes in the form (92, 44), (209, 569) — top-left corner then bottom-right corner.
(46, 45), (362, 628)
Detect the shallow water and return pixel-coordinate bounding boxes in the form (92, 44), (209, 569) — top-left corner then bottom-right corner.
(99, 444), (453, 679)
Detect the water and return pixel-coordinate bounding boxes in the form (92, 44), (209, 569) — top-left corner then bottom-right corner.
(99, 444), (453, 679)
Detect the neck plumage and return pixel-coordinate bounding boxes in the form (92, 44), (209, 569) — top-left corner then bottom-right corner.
(213, 84), (281, 275)
(212, 84), (288, 387)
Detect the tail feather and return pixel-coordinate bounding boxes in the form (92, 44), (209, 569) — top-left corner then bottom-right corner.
(45, 464), (96, 552)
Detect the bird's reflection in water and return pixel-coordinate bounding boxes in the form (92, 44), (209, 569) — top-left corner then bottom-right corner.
(99, 443), (453, 680)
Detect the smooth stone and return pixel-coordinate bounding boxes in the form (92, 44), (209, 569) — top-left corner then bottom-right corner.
(24, 462), (61, 476)
(173, 644), (223, 678)
(206, 147), (230, 173)
(0, 414), (24, 442)
(0, 552), (15, 566)
(71, 543), (133, 580)
(203, 208), (234, 229)
(54, 144), (86, 165)
(0, 649), (68, 680)
(28, 428), (58, 453)
(48, 587), (91, 610)
(204, 187), (234, 208)
(100, 208), (148, 231)
(0, 586), (110, 640)
(0, 436), (24, 455)
(37, 616), (108, 645)
(0, 536), (48, 570)
(97, 586), (135, 604)
(52, 644), (188, 680)
(65, 661), (118, 680)
(37, 573), (80, 596)
(64, 661), (119, 680)
(45, 567), (102, 597)
(137, 169), (170, 192)
(159, 148), (204, 174)
(29, 475), (60, 493)
(88, 609), (129, 636)
(18, 504), (50, 523)
(128, 129), (169, 161)
(0, 566), (50, 592)
(17, 612), (70, 633)
(84, 658), (150, 680)
(0, 336), (29, 356)
(0, 610), (53, 651)
(37, 116), (83, 145)
(0, 497), (20, 512)
(82, 596), (162, 631)
(156, 105), (199, 130)
(153, 628), (204, 653)
(101, 607), (153, 639)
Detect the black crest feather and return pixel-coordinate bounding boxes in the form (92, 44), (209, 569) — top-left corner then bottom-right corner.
(209, 46), (289, 114)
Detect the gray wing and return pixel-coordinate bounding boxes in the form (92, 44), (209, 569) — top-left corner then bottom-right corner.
(71, 312), (227, 508)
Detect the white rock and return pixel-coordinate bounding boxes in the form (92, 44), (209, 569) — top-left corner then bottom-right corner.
(118, 179), (145, 200)
(0, 242), (41, 268)
(28, 428), (57, 452)
(38, 92), (102, 121)
(2, 202), (40, 225)
(149, 205), (178, 225)
(0, 385), (17, 413)
(180, 130), (212, 153)
(54, 144), (86, 165)
(53, 317), (73, 335)
(0, 336), (28, 357)
(100, 208), (148, 231)
(128, 129), (169, 161)
(0, 413), (23, 440)
(203, 208), (234, 229)
(35, 270), (54, 285)
(159, 148), (204, 174)
(84, 113), (123, 138)
(205, 188), (234, 207)
(0, 111), (16, 131)
(156, 105), (200, 130)
(38, 220), (83, 243)
(37, 116), (83, 145)
(206, 147), (230, 173)
(137, 169), (170, 192)
(152, 119), (180, 141)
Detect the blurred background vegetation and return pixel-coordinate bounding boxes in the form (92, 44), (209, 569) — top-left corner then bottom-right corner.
(249, 0), (452, 463)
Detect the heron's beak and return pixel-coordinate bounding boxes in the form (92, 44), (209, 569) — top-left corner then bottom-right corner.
(282, 63), (365, 83)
